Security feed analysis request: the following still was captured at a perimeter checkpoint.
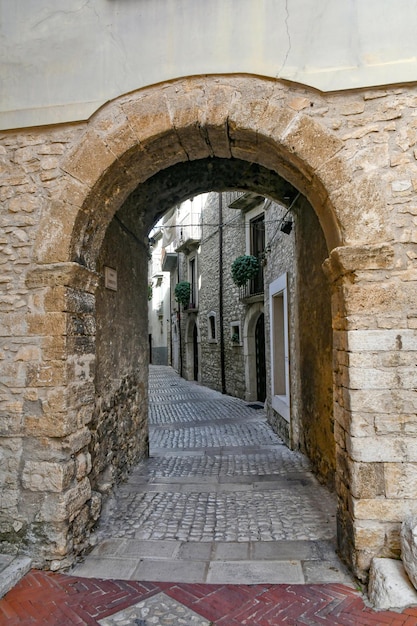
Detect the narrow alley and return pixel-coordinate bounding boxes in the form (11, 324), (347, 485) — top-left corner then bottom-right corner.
(72, 365), (350, 585)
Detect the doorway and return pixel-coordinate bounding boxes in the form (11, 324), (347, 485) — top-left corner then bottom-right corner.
(193, 322), (199, 381)
(255, 313), (266, 402)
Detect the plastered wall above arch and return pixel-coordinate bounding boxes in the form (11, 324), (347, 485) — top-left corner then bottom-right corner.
(2, 0), (417, 129)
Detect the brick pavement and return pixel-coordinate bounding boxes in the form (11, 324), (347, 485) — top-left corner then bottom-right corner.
(2, 570), (417, 625)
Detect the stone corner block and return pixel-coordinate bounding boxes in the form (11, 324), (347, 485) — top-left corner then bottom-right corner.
(368, 557), (417, 610)
(325, 243), (395, 282)
(401, 515), (417, 590)
(22, 460), (75, 493)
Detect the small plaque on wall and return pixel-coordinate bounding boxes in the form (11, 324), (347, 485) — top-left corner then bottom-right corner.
(104, 266), (117, 291)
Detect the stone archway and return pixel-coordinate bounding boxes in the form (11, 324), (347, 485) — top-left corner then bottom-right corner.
(10, 74), (401, 579)
(36, 76), (391, 268)
(243, 303), (265, 403)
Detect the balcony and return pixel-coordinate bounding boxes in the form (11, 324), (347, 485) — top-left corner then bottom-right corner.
(239, 268), (264, 303)
(174, 219), (201, 254)
(161, 250), (177, 272)
(184, 302), (198, 313)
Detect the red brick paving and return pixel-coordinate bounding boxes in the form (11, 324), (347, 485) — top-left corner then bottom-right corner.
(1, 570), (417, 625)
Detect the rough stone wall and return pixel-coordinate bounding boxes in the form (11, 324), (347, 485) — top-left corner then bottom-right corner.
(197, 191), (247, 397)
(1, 75), (417, 578)
(198, 193), (223, 391)
(295, 197), (334, 486)
(221, 192), (249, 399)
(0, 126), (98, 568)
(91, 208), (149, 495)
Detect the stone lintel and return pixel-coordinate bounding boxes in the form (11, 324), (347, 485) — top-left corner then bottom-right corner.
(323, 243), (395, 283)
(26, 263), (99, 293)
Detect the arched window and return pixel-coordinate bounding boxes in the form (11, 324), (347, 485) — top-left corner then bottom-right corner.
(207, 312), (217, 343)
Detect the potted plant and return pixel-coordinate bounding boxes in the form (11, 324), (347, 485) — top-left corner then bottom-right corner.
(231, 255), (260, 287)
(174, 281), (191, 307)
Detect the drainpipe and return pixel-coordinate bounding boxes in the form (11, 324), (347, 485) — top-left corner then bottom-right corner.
(177, 257), (183, 378)
(218, 192), (226, 394)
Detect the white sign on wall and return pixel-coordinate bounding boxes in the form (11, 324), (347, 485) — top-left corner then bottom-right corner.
(104, 266), (117, 291)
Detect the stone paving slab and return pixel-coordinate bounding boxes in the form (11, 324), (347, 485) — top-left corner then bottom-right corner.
(74, 537), (352, 586)
(87, 538), (339, 563)
(206, 560), (305, 584)
(116, 475), (319, 494)
(73, 554), (352, 586)
(132, 560), (209, 583)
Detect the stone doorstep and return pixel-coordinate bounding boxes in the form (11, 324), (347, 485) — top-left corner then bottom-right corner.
(71, 538), (353, 586)
(71, 555), (353, 585)
(0, 555), (32, 599)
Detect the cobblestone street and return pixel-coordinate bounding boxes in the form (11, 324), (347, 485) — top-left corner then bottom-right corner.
(72, 365), (349, 585)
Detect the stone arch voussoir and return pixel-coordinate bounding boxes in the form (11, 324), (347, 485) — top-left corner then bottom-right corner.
(41, 74), (388, 270)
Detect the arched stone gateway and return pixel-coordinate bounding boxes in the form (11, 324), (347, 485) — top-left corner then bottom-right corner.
(2, 75), (416, 581)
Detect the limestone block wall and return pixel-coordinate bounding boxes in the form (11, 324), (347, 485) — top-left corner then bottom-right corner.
(1, 75), (417, 578)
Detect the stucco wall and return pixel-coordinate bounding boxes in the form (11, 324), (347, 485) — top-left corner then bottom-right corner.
(2, 0), (417, 129)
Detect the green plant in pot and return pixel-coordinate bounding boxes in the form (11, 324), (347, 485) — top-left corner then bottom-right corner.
(174, 281), (191, 307)
(231, 255), (260, 287)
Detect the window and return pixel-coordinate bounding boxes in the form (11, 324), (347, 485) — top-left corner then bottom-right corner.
(230, 321), (242, 346)
(269, 273), (290, 421)
(207, 312), (217, 343)
(243, 205), (266, 297)
(188, 255), (198, 309)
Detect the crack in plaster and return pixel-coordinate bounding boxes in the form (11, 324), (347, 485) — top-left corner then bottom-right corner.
(31, 1), (90, 30)
(277, 0), (292, 78)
